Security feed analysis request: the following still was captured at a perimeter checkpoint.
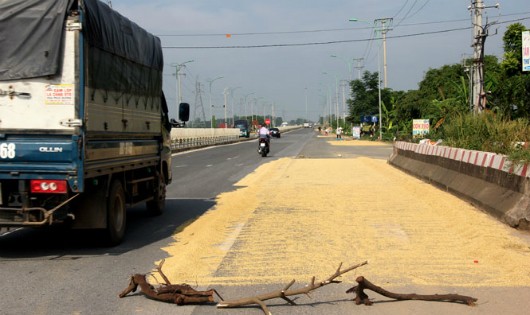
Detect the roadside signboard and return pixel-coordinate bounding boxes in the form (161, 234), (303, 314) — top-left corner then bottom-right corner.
(522, 31), (530, 71)
(412, 119), (430, 138)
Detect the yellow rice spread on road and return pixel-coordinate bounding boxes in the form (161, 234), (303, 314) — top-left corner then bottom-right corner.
(159, 140), (530, 287)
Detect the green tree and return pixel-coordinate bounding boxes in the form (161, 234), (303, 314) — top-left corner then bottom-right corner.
(501, 23), (526, 75)
(346, 71), (391, 124)
(417, 64), (467, 103)
(490, 23), (530, 118)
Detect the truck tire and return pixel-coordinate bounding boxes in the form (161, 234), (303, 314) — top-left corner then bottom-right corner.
(146, 171), (166, 216)
(106, 180), (126, 245)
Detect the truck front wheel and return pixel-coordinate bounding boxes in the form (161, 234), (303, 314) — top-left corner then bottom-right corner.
(106, 180), (126, 245)
(146, 171), (166, 216)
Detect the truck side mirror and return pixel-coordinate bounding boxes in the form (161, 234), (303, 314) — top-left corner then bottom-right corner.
(169, 118), (180, 128)
(179, 103), (190, 122)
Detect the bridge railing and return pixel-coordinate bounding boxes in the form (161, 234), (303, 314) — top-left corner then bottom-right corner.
(170, 128), (241, 151)
(170, 125), (302, 151)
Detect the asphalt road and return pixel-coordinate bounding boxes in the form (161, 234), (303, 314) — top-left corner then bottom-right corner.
(0, 128), (312, 315)
(2, 128), (530, 315)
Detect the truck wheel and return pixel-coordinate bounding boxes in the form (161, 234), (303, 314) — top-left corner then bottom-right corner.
(146, 171), (166, 216)
(106, 180), (126, 245)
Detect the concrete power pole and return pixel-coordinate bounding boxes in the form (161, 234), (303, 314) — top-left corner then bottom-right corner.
(469, 0), (500, 113)
(374, 18), (393, 88)
(471, 0), (484, 113)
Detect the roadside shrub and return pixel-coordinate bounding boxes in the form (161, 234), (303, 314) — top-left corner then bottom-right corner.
(433, 112), (530, 164)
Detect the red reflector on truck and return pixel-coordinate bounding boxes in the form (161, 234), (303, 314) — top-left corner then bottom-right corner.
(30, 180), (68, 194)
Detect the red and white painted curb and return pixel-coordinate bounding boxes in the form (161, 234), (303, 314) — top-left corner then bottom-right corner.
(394, 141), (529, 178)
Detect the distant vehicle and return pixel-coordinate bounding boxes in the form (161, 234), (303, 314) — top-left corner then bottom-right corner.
(234, 119), (250, 138)
(303, 123), (310, 128)
(281, 122), (288, 127)
(269, 127), (281, 138)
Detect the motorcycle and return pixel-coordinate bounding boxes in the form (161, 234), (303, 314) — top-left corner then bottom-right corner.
(258, 137), (270, 157)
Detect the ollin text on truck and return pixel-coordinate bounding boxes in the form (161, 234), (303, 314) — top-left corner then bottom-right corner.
(0, 0), (189, 245)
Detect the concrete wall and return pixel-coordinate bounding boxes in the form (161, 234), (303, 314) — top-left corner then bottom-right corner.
(388, 141), (530, 230)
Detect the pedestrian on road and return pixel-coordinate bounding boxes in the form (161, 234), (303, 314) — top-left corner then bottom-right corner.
(336, 127), (342, 140)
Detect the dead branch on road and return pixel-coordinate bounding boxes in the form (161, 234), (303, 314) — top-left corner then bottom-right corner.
(118, 259), (222, 305)
(217, 261), (368, 315)
(346, 276), (477, 306)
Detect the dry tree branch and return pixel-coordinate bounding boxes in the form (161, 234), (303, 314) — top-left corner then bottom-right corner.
(217, 261), (368, 315)
(346, 276), (478, 306)
(118, 259), (220, 305)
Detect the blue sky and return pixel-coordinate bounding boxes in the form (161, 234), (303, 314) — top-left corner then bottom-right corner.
(108, 0), (530, 122)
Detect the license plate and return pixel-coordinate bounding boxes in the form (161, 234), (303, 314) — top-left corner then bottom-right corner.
(260, 143), (266, 147)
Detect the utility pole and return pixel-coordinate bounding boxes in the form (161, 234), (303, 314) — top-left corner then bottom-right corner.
(340, 80), (348, 121)
(193, 79), (206, 127)
(172, 60), (194, 104)
(352, 58), (364, 80)
(374, 18), (393, 88)
(469, 0), (499, 113)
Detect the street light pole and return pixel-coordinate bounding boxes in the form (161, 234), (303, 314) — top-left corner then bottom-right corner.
(227, 86), (241, 126)
(207, 76), (223, 128)
(252, 97), (263, 127)
(335, 76), (339, 129)
(305, 87), (308, 123)
(223, 88), (228, 128)
(330, 55), (353, 81)
(244, 92), (255, 120)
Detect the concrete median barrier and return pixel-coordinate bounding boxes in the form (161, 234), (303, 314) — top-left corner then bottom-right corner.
(389, 141), (530, 230)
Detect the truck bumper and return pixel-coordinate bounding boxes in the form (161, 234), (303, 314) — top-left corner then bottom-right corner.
(0, 194), (79, 226)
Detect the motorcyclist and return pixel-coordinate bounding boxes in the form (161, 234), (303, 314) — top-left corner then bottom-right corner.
(258, 124), (271, 148)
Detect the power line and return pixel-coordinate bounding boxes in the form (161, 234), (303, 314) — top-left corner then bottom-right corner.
(156, 12), (530, 38)
(406, 0), (433, 20)
(392, 0), (411, 19)
(162, 26), (472, 49)
(161, 16), (530, 50)
(157, 25), (373, 37)
(395, 0), (420, 28)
